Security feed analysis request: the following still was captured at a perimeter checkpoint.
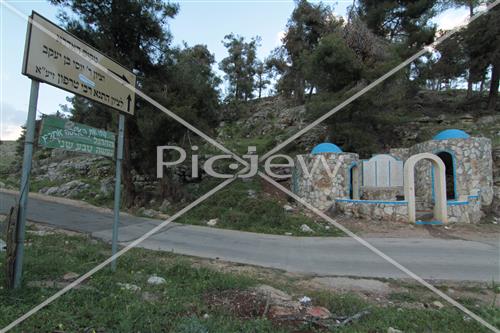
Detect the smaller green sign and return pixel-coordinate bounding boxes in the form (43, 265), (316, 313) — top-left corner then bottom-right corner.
(38, 116), (115, 157)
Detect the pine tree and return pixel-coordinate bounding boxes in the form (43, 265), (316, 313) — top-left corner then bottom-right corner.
(220, 34), (260, 101)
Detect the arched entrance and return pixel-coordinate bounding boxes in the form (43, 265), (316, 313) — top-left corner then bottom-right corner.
(349, 163), (360, 199)
(436, 151), (456, 200)
(404, 153), (448, 223)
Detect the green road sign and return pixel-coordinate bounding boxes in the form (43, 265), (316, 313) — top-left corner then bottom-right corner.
(38, 116), (115, 157)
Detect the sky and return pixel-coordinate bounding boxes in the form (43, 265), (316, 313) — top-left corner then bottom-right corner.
(0, 0), (469, 141)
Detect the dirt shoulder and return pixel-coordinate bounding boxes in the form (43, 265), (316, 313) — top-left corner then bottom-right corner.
(334, 215), (500, 243)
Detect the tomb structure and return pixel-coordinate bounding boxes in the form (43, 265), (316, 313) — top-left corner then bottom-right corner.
(292, 129), (493, 223)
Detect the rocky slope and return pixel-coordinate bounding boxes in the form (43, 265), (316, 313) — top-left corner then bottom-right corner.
(1, 91), (499, 219)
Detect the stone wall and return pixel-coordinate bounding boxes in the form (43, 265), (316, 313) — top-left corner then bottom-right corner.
(391, 137), (493, 207)
(335, 199), (408, 222)
(447, 196), (482, 224)
(334, 197), (481, 223)
(491, 148), (500, 219)
(292, 153), (359, 211)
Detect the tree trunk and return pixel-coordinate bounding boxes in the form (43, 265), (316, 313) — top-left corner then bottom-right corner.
(487, 62), (499, 111)
(295, 77), (305, 104)
(466, 2), (474, 99)
(122, 117), (136, 208)
(467, 74), (473, 98)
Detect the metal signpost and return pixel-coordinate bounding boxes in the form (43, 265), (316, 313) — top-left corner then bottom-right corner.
(14, 11), (136, 288)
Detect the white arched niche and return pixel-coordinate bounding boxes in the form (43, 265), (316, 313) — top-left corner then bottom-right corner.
(403, 153), (448, 224)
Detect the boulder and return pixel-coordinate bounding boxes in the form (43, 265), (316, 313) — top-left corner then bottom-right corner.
(159, 199), (171, 213)
(99, 177), (114, 195)
(147, 275), (166, 285)
(141, 209), (158, 218)
(207, 218), (218, 226)
(388, 328), (403, 333)
(300, 224), (313, 233)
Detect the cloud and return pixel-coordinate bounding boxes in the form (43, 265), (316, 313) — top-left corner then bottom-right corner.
(1, 124), (22, 141)
(0, 102), (27, 140)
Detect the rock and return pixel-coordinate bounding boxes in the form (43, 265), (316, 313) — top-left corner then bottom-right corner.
(300, 224), (313, 233)
(0, 239), (5, 252)
(141, 209), (158, 218)
(283, 204), (294, 212)
(388, 328), (403, 333)
(254, 285), (292, 302)
(460, 114), (474, 122)
(117, 283), (141, 292)
(299, 296), (312, 306)
(284, 232), (293, 236)
(147, 275), (166, 285)
(159, 199), (171, 213)
(202, 313), (210, 319)
(432, 301), (444, 309)
(0, 181), (5, 188)
(99, 177), (114, 195)
(325, 225), (331, 230)
(62, 272), (79, 281)
(41, 180), (90, 197)
(42, 186), (59, 196)
(207, 218), (218, 226)
(305, 306), (331, 319)
(247, 190), (256, 198)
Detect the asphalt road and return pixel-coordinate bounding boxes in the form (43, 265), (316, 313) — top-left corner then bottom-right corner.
(1, 190), (498, 282)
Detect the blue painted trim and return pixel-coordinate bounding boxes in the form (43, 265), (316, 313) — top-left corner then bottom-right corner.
(336, 199), (408, 205)
(416, 220), (443, 225)
(446, 191), (481, 206)
(447, 200), (468, 206)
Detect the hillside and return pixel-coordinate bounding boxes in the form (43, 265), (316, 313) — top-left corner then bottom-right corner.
(1, 90), (499, 231)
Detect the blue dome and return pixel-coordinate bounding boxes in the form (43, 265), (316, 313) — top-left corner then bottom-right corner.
(311, 142), (343, 154)
(433, 129), (470, 141)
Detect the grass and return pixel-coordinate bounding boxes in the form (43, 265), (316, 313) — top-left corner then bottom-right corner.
(176, 178), (343, 236)
(0, 230), (498, 332)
